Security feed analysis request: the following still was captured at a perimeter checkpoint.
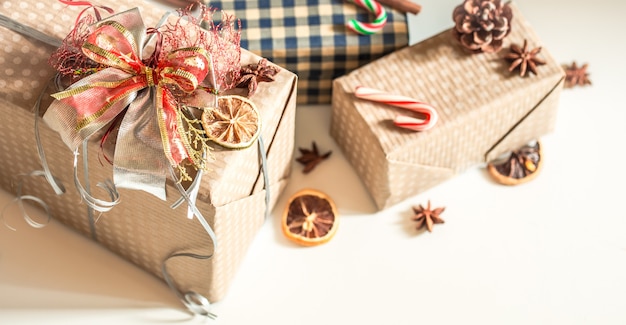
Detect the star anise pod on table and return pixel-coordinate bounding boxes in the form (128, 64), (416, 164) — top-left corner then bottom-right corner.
(504, 39), (546, 77)
(564, 62), (592, 88)
(412, 201), (445, 232)
(296, 141), (332, 174)
(236, 58), (279, 96)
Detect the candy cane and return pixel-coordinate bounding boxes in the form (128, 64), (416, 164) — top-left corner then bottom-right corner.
(346, 0), (388, 35)
(354, 86), (439, 131)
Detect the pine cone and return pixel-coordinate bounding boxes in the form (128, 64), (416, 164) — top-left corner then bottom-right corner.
(452, 0), (513, 53)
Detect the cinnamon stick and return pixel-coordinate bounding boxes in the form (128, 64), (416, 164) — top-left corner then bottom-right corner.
(377, 0), (422, 15)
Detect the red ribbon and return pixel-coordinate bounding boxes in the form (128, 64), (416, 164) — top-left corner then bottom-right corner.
(53, 18), (210, 166)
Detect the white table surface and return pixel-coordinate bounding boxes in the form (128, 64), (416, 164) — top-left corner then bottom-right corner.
(2, 0), (625, 324)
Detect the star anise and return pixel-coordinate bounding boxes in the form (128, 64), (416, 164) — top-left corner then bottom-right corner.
(412, 201), (445, 232)
(504, 39), (546, 77)
(564, 62), (591, 88)
(296, 141), (332, 174)
(236, 58), (279, 96)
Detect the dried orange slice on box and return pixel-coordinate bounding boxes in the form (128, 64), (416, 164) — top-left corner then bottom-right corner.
(281, 189), (339, 246)
(201, 95), (261, 149)
(487, 140), (543, 185)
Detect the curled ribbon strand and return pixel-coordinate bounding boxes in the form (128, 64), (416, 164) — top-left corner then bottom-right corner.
(1, 173), (53, 231)
(162, 163), (218, 318)
(162, 137), (271, 318)
(36, 77), (67, 196)
(71, 142), (120, 216)
(58, 0), (114, 24)
(0, 76), (66, 232)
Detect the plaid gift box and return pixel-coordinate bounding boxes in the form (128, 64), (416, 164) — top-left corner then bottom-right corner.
(209, 0), (408, 104)
(331, 2), (565, 210)
(0, 0), (297, 306)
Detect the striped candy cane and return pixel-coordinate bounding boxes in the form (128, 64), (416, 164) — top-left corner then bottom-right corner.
(346, 0), (388, 35)
(354, 86), (439, 131)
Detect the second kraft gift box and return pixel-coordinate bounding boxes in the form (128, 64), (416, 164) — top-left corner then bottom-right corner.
(331, 2), (565, 210)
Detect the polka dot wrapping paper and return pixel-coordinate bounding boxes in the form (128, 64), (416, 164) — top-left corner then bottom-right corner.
(0, 0), (297, 304)
(330, 3), (565, 210)
(209, 0), (408, 105)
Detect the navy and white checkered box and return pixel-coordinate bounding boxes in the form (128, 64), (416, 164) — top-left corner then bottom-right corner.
(209, 0), (409, 104)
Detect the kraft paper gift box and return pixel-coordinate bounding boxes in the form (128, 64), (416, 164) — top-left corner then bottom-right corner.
(0, 0), (297, 304)
(210, 0), (408, 105)
(331, 2), (565, 210)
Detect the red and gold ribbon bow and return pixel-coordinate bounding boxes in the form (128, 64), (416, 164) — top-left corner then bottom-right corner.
(44, 9), (211, 199)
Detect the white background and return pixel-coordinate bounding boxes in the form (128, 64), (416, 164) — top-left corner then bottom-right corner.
(2, 0), (626, 324)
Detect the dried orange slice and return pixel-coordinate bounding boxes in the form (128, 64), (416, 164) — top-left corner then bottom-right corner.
(487, 140), (543, 185)
(281, 189), (339, 247)
(201, 95), (261, 149)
